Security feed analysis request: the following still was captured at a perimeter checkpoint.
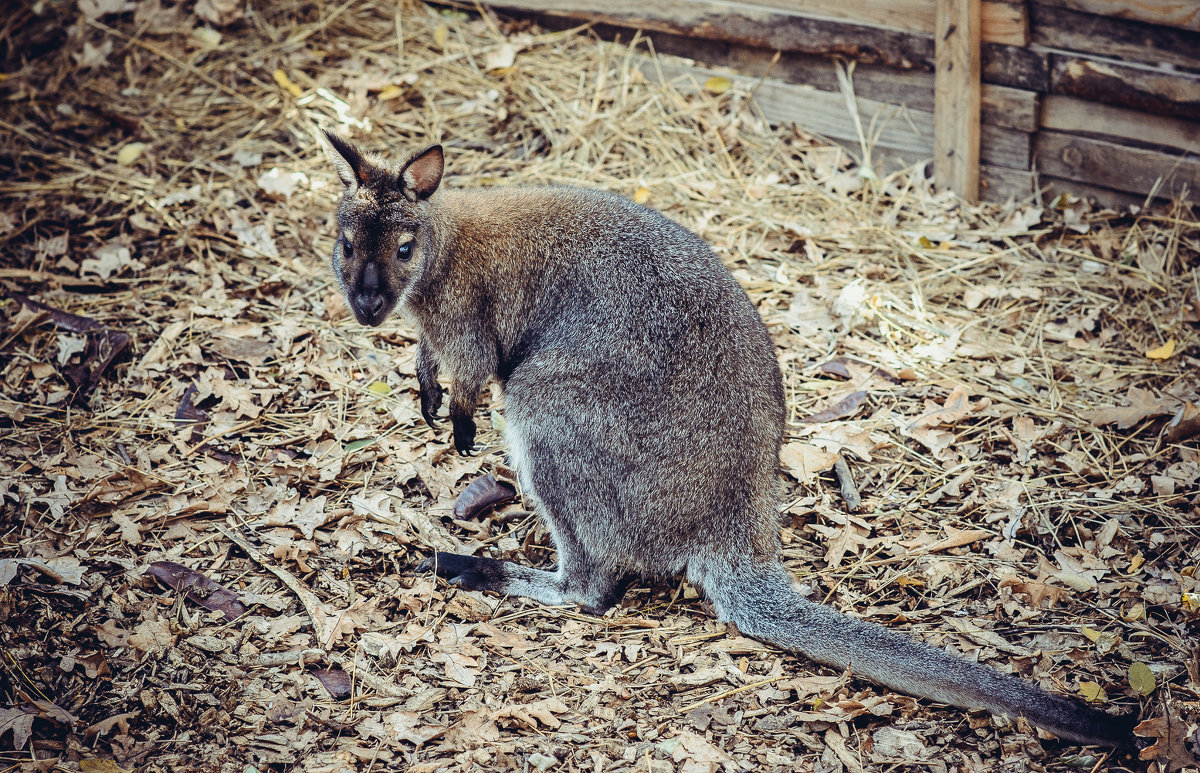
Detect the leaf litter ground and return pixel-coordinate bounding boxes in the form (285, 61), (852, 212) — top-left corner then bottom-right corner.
(1, 2), (1199, 772)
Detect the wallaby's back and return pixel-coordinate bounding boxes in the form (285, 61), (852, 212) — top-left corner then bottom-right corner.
(430, 186), (786, 576)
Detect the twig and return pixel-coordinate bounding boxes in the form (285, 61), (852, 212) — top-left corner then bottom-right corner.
(833, 455), (862, 512)
(214, 522), (330, 648)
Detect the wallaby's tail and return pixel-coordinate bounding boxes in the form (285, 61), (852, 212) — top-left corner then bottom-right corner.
(692, 558), (1135, 748)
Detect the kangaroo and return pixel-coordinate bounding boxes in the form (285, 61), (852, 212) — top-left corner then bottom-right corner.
(323, 133), (1135, 748)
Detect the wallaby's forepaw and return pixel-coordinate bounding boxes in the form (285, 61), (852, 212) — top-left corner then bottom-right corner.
(416, 552), (504, 592)
(420, 386), (443, 428)
(451, 416), (477, 456)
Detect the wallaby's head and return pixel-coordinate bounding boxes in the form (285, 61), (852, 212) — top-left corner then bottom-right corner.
(324, 132), (444, 326)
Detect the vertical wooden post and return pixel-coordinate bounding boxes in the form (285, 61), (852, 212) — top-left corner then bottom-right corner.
(934, 0), (982, 202)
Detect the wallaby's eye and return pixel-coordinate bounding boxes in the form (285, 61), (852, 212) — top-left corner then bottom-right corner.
(341, 237), (353, 258)
(396, 242), (413, 262)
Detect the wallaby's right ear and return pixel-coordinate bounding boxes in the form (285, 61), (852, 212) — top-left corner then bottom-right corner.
(324, 131), (367, 188)
(399, 144), (444, 201)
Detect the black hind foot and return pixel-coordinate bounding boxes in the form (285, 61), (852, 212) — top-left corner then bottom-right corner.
(415, 551), (631, 612)
(416, 552), (506, 592)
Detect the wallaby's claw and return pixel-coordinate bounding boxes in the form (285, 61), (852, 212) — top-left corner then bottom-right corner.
(417, 551), (504, 593)
(451, 416), (476, 456)
(419, 388), (443, 429)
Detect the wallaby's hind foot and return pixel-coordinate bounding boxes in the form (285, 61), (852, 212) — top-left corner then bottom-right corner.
(418, 552), (632, 616)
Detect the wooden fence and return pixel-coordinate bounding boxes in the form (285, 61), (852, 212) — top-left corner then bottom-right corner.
(478, 0), (1200, 206)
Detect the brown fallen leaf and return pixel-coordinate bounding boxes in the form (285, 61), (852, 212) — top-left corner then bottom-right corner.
(799, 390), (868, 424)
(493, 697), (569, 730)
(823, 521), (869, 569)
(145, 561), (247, 620)
(11, 293), (130, 403)
(921, 527), (991, 554)
(453, 474), (517, 519)
(312, 668), (352, 700)
(1135, 716), (1199, 770)
(0, 707), (35, 750)
(1165, 401), (1200, 444)
(998, 576), (1069, 608)
(780, 442), (838, 485)
(79, 760), (132, 773)
(84, 711), (138, 739)
(1081, 386), (1176, 430)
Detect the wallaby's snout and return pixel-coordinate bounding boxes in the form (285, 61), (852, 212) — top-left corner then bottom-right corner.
(352, 261), (390, 326)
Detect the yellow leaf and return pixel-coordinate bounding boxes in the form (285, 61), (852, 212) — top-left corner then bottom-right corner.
(116, 142), (147, 166)
(632, 186), (651, 205)
(1078, 681), (1107, 703)
(704, 76), (732, 94)
(273, 69), (303, 97)
(367, 381), (391, 396)
(1128, 552), (1145, 573)
(1080, 625), (1101, 642)
(434, 24), (448, 50)
(378, 84), (404, 101)
(1124, 603), (1145, 621)
(1128, 662), (1155, 696)
(896, 575), (925, 587)
(80, 760), (132, 773)
(1145, 338), (1176, 359)
(191, 27), (221, 49)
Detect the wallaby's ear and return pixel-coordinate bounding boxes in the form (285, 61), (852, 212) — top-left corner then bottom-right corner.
(324, 131), (367, 188)
(399, 144), (444, 201)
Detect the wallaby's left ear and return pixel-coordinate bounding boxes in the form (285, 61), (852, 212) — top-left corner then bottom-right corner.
(399, 144), (444, 201)
(324, 131), (367, 188)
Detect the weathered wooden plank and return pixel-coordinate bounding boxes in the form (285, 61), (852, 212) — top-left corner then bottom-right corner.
(724, 0), (1029, 45)
(979, 165), (1036, 203)
(495, 2), (1049, 91)
(661, 41), (1039, 131)
(1041, 95), (1200, 152)
(486, 0), (1029, 46)
(1031, 2), (1200, 71)
(935, 0), (982, 201)
(484, 0), (935, 68)
(641, 58), (1031, 170)
(981, 42), (1049, 91)
(1035, 131), (1200, 199)
(1036, 0), (1200, 33)
(981, 85), (1040, 133)
(981, 166), (1157, 208)
(647, 60), (932, 157)
(1051, 54), (1200, 120)
(981, 125), (1031, 169)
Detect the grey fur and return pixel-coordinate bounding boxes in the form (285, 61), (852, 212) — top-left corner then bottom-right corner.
(323, 134), (1135, 749)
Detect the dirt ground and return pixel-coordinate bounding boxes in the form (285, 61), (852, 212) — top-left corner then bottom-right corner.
(1, 1), (1199, 772)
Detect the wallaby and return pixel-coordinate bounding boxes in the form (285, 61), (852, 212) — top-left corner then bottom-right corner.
(323, 133), (1135, 748)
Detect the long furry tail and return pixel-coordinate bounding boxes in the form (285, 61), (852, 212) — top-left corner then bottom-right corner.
(692, 558), (1135, 748)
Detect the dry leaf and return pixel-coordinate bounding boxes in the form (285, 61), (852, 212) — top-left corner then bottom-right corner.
(1081, 386), (1175, 429)
(1128, 661), (1155, 696)
(195, 0), (243, 26)
(0, 707), (34, 751)
(1135, 716), (1199, 770)
(1145, 338), (1176, 359)
(79, 760), (132, 773)
(780, 442), (838, 485)
(703, 76), (732, 94)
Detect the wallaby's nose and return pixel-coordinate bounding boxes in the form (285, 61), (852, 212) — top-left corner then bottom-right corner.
(355, 293), (384, 318)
